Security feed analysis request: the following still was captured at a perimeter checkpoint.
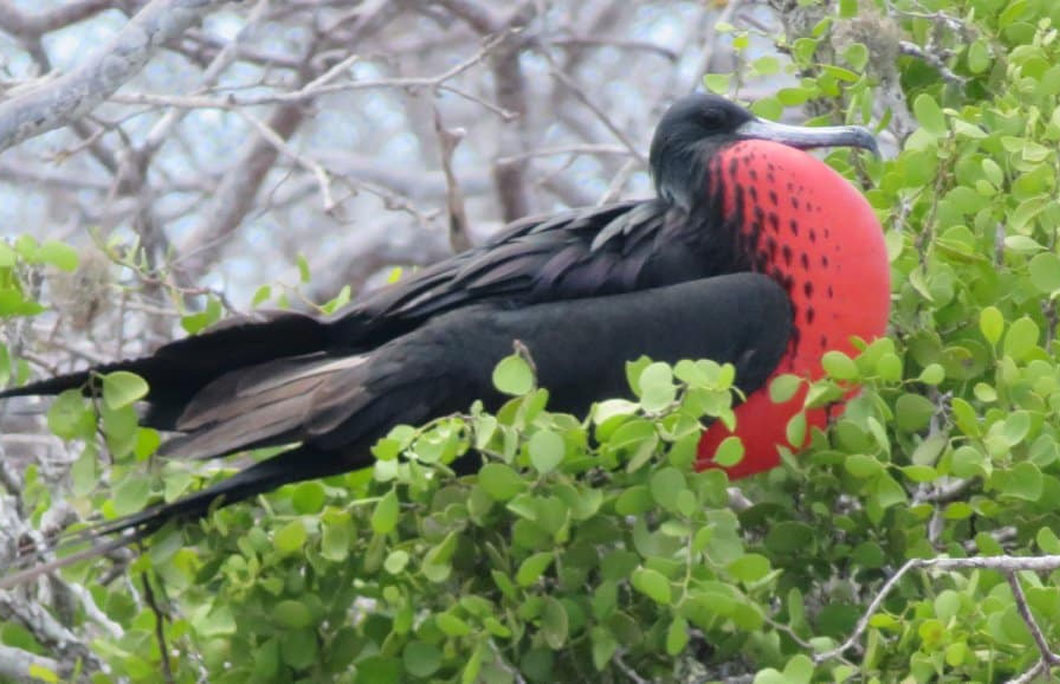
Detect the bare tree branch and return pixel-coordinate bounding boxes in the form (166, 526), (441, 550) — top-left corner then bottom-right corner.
(0, 0), (231, 152)
(434, 107), (471, 253)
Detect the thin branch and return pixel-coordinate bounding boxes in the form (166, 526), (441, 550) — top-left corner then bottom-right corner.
(816, 555), (1060, 666)
(108, 31), (516, 110)
(899, 40), (967, 87)
(547, 66), (648, 166)
(237, 109), (336, 213)
(433, 107), (472, 253)
(1007, 572), (1060, 667)
(495, 143), (630, 165)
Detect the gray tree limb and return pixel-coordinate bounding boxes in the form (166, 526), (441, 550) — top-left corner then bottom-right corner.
(0, 0), (230, 153)
(0, 642), (63, 683)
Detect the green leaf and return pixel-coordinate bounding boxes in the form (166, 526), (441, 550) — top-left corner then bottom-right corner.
(1001, 462), (1043, 501)
(272, 600), (312, 629)
(529, 429), (564, 474)
(384, 550), (409, 574)
(913, 94), (947, 137)
(845, 454), (883, 479)
(873, 474), (908, 508)
(403, 642), (442, 678)
(666, 615), (689, 655)
(822, 351), (858, 380)
(492, 354), (534, 395)
(517, 552), (554, 586)
(967, 40), (991, 73)
(540, 597), (569, 649)
(1037, 527), (1060, 553)
(590, 626), (618, 670)
(1001, 411), (1031, 446)
(297, 253), (311, 283)
(769, 374), (801, 403)
(112, 475), (150, 516)
(37, 240), (79, 272)
(70, 446), (97, 497)
(1029, 252), (1060, 293)
(703, 73), (731, 95)
(918, 363), (945, 385)
(251, 284), (271, 307)
(102, 371), (149, 410)
(27, 665), (59, 684)
(649, 467), (686, 508)
(712, 436), (744, 467)
(895, 393), (935, 432)
(321, 513), (353, 562)
(639, 362), (676, 412)
(435, 612), (471, 637)
(786, 411), (807, 447)
(291, 481), (326, 514)
(951, 446), (987, 478)
(1003, 316), (1039, 360)
(371, 487), (400, 534)
(752, 56), (780, 75)
(728, 554), (771, 583)
(47, 389), (94, 440)
(353, 655), (398, 684)
(631, 567), (672, 604)
(979, 307), (1004, 346)
(783, 654), (814, 684)
(478, 463), (528, 501)
(274, 519), (307, 555)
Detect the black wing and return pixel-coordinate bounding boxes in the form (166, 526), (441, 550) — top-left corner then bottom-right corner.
(326, 199), (713, 347)
(3, 198), (732, 428)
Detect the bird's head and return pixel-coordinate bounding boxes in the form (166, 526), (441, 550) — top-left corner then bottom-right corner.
(649, 94), (878, 209)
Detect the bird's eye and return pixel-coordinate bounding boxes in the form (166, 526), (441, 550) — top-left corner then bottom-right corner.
(699, 110), (726, 129)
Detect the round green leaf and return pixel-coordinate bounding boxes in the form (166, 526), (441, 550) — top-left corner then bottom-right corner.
(102, 371), (149, 410)
(529, 429), (565, 474)
(1003, 317), (1039, 360)
(727, 553), (771, 583)
(769, 374), (801, 403)
(492, 354), (534, 395)
(822, 351), (858, 380)
(913, 93), (947, 137)
(403, 642), (442, 678)
(272, 600), (312, 629)
(631, 567), (672, 604)
(274, 519), (307, 555)
(1029, 252), (1060, 293)
(712, 436), (744, 467)
(478, 463), (528, 501)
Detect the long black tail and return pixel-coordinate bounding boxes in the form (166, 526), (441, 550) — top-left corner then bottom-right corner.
(0, 310), (329, 429)
(96, 444), (352, 536)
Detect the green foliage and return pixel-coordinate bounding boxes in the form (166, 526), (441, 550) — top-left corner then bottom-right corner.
(8, 2), (1060, 682)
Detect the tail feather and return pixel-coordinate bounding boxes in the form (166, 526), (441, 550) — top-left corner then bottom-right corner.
(95, 445), (353, 538)
(0, 310), (329, 430)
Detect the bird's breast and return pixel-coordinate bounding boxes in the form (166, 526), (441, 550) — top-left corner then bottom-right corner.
(697, 139), (890, 477)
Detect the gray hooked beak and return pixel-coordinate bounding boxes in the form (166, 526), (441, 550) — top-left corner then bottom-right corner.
(735, 117), (880, 157)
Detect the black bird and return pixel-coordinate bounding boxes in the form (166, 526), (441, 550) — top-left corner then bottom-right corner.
(0, 94), (888, 545)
